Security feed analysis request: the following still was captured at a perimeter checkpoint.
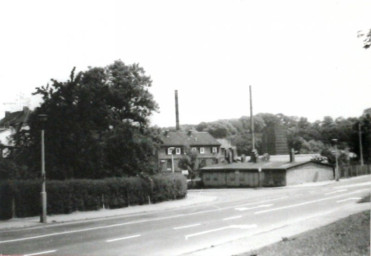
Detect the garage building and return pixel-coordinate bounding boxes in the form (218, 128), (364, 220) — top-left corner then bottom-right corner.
(201, 160), (334, 187)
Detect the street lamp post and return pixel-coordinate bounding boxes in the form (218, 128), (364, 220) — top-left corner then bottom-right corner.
(39, 114), (47, 223)
(332, 139), (340, 182)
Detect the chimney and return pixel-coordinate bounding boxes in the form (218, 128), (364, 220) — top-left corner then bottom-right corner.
(175, 90), (180, 130)
(289, 148), (295, 162)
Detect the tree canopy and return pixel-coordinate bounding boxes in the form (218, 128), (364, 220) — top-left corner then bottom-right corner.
(13, 60), (160, 179)
(185, 112), (371, 164)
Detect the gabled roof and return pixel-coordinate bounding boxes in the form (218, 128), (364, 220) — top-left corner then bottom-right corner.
(201, 160), (331, 171)
(0, 108), (31, 128)
(161, 130), (221, 147)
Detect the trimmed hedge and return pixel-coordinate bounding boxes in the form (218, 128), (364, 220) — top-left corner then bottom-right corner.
(0, 173), (187, 220)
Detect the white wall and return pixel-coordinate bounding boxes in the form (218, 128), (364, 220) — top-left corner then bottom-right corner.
(286, 163), (334, 185)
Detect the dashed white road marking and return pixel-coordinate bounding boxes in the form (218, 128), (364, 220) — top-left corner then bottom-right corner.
(173, 223), (201, 230)
(223, 215), (242, 221)
(335, 181), (371, 189)
(336, 197), (361, 203)
(185, 224), (257, 240)
(24, 250), (57, 256)
(0, 196), (288, 244)
(324, 189), (347, 195)
(235, 204), (273, 211)
(106, 234), (141, 243)
(255, 189), (369, 215)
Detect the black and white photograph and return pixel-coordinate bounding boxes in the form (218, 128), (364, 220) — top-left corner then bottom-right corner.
(0, 0), (370, 255)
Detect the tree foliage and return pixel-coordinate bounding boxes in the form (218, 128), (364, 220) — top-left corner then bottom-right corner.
(182, 112), (371, 164)
(13, 60), (159, 179)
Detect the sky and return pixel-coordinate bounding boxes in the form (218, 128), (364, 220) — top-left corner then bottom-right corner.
(0, 0), (370, 127)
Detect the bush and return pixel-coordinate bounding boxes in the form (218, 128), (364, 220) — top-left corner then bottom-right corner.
(0, 174), (187, 220)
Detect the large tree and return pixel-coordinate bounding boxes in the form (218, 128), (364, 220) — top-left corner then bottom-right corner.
(14, 60), (159, 179)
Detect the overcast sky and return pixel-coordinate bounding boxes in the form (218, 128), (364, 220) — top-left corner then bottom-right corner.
(0, 0), (370, 127)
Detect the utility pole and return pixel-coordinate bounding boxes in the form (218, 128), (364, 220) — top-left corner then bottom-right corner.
(249, 85), (255, 151)
(358, 122), (364, 166)
(175, 90), (180, 130)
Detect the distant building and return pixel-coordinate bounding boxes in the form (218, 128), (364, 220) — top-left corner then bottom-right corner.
(216, 138), (238, 163)
(158, 130), (223, 173)
(0, 107), (31, 158)
(201, 156), (333, 187)
(262, 123), (289, 155)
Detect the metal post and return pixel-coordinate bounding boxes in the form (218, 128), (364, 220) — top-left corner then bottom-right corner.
(171, 149), (174, 173)
(358, 122), (364, 166)
(334, 142), (339, 182)
(40, 128), (47, 223)
(38, 114), (47, 223)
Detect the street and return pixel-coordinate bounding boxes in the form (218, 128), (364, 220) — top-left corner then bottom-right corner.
(1, 175), (370, 256)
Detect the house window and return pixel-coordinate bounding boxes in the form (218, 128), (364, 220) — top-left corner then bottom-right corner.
(176, 148), (181, 155)
(200, 147), (205, 154)
(212, 147), (217, 153)
(191, 147), (197, 152)
(167, 148), (174, 155)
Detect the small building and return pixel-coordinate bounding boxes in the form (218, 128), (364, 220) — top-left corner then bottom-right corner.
(201, 158), (333, 187)
(217, 138), (238, 163)
(158, 130), (223, 173)
(0, 107), (31, 158)
(262, 123), (289, 155)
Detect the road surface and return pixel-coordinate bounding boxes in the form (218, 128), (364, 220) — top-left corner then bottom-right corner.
(0, 175), (370, 256)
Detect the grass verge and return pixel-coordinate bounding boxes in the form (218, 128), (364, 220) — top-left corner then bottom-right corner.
(241, 210), (370, 256)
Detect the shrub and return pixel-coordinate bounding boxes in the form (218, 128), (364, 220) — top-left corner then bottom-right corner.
(0, 174), (187, 220)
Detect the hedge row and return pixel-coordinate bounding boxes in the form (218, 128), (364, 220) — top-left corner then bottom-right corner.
(0, 173), (187, 220)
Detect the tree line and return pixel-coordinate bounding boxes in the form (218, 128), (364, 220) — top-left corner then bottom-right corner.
(190, 112), (371, 165)
(1, 60), (369, 180)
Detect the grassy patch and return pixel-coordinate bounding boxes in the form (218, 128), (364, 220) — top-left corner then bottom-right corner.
(242, 211), (370, 256)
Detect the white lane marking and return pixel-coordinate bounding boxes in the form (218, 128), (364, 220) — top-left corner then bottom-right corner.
(0, 196), (288, 244)
(336, 197), (362, 203)
(324, 189), (347, 195)
(237, 197), (288, 207)
(24, 250), (57, 256)
(173, 223), (201, 230)
(235, 204), (273, 211)
(106, 234), (141, 243)
(255, 189), (369, 215)
(185, 224), (257, 240)
(223, 215), (242, 221)
(335, 181), (371, 189)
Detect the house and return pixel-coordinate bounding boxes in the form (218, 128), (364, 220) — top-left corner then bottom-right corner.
(0, 107), (31, 158)
(158, 130), (223, 173)
(201, 156), (334, 187)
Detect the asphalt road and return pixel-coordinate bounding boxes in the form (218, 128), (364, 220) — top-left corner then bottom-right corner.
(1, 176), (370, 256)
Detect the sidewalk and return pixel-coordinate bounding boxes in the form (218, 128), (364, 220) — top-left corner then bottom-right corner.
(0, 192), (217, 231)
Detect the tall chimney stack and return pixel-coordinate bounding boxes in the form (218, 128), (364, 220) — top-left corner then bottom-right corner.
(249, 85), (255, 150)
(175, 90), (180, 130)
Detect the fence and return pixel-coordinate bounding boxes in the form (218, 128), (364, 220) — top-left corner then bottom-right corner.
(339, 164), (371, 178)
